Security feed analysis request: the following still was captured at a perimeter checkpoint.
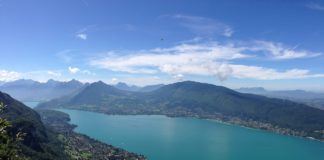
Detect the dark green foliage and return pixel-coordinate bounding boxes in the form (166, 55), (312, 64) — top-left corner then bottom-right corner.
(0, 102), (27, 160)
(0, 91), (68, 160)
(149, 81), (324, 131)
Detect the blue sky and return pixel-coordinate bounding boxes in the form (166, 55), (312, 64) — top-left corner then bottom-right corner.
(1, 0), (324, 91)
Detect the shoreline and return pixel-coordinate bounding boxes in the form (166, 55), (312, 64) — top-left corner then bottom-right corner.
(53, 107), (324, 143)
(37, 109), (146, 160)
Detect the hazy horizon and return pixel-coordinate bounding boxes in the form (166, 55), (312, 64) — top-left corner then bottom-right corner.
(2, 78), (324, 93)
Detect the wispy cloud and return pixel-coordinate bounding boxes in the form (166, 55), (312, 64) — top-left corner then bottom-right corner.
(68, 67), (95, 75)
(172, 14), (234, 37)
(76, 33), (87, 40)
(90, 42), (249, 76)
(0, 69), (93, 82)
(216, 63), (233, 81)
(47, 70), (62, 77)
(306, 2), (324, 11)
(75, 25), (95, 40)
(13, 70), (64, 82)
(230, 65), (324, 80)
(90, 40), (323, 81)
(68, 66), (80, 74)
(0, 70), (20, 81)
(252, 41), (321, 59)
(111, 78), (118, 84)
(173, 74), (184, 81)
(81, 70), (95, 75)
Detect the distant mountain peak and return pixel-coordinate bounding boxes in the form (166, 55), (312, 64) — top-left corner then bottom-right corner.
(2, 79), (39, 87)
(65, 79), (82, 85)
(46, 79), (60, 85)
(14, 79), (37, 83)
(237, 87), (267, 92)
(114, 82), (140, 92)
(115, 82), (129, 87)
(47, 79), (56, 82)
(93, 80), (107, 85)
(69, 78), (80, 83)
(167, 80), (217, 88)
(87, 81), (114, 90)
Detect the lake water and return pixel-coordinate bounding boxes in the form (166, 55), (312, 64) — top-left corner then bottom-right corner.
(23, 101), (40, 108)
(59, 109), (324, 160)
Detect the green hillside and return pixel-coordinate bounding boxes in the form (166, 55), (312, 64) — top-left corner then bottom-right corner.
(37, 81), (324, 140)
(0, 91), (68, 160)
(0, 91), (146, 160)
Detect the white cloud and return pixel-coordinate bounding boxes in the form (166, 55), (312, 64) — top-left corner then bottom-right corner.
(306, 2), (324, 11)
(75, 25), (96, 40)
(230, 65), (324, 80)
(47, 71), (62, 77)
(24, 70), (63, 81)
(0, 70), (20, 81)
(252, 41), (321, 59)
(173, 74), (184, 81)
(0, 70), (65, 82)
(172, 14), (234, 37)
(68, 67), (95, 75)
(76, 33), (87, 40)
(111, 78), (118, 84)
(90, 40), (324, 81)
(81, 70), (94, 75)
(91, 42), (249, 75)
(215, 64), (233, 81)
(68, 67), (80, 74)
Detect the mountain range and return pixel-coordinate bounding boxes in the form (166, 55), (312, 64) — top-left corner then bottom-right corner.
(0, 79), (164, 102)
(236, 87), (324, 109)
(114, 82), (164, 92)
(0, 79), (84, 102)
(37, 81), (324, 140)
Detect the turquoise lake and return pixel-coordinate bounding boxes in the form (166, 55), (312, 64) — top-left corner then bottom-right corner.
(59, 109), (324, 160)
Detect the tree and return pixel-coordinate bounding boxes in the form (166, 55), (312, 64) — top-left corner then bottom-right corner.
(0, 102), (26, 160)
